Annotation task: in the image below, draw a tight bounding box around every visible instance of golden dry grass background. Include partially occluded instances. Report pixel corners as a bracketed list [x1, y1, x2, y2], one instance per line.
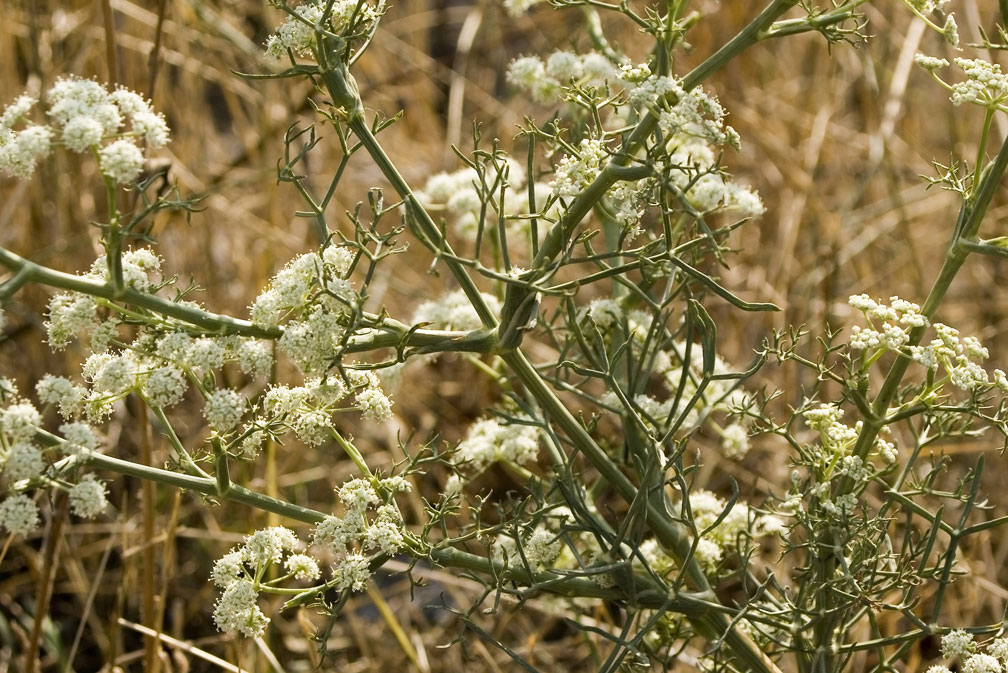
[2, 1, 1008, 671]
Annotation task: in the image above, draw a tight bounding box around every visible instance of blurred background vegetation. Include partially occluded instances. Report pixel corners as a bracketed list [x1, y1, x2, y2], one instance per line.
[1, 1, 1007, 671]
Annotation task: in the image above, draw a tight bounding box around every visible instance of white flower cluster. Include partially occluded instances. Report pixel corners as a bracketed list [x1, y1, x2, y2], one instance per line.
[265, 0, 385, 59]
[915, 55, 1008, 109]
[848, 294, 1004, 393]
[0, 94, 51, 179]
[414, 156, 556, 242]
[507, 51, 618, 105]
[211, 526, 320, 638]
[68, 474, 109, 518]
[256, 368, 393, 447]
[46, 248, 166, 350]
[43, 271, 277, 427]
[915, 54, 950, 72]
[803, 403, 860, 454]
[251, 246, 358, 376]
[551, 138, 609, 198]
[453, 415, 540, 474]
[313, 477, 411, 591]
[663, 135, 764, 217]
[636, 491, 782, 574]
[412, 289, 501, 331]
[0, 382, 109, 536]
[491, 525, 562, 570]
[950, 58, 1008, 108]
[549, 136, 761, 239]
[926, 629, 1008, 673]
[783, 402, 898, 519]
[509, 53, 762, 233]
[0, 494, 39, 537]
[0, 77, 168, 183]
[204, 388, 246, 432]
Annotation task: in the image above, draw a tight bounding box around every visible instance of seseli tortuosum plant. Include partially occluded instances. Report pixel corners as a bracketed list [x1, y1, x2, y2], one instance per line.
[3, 0, 1008, 671]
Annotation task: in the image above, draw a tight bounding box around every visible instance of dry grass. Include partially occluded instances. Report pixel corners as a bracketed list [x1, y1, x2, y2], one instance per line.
[1, 0, 1008, 671]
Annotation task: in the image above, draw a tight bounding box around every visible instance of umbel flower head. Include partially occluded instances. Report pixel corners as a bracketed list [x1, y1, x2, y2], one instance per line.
[0, 77, 169, 183]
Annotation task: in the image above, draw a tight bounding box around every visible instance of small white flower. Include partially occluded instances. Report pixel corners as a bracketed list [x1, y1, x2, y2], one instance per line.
[213, 579, 269, 637]
[1, 402, 42, 442]
[98, 138, 144, 184]
[378, 476, 412, 494]
[356, 387, 393, 422]
[915, 53, 950, 72]
[581, 298, 623, 331]
[291, 408, 333, 446]
[61, 115, 104, 152]
[204, 388, 246, 432]
[0, 494, 39, 536]
[141, 364, 187, 407]
[545, 51, 582, 81]
[284, 553, 321, 581]
[59, 422, 102, 454]
[314, 514, 356, 556]
[322, 245, 355, 275]
[720, 423, 750, 459]
[1, 94, 36, 127]
[36, 375, 85, 419]
[211, 550, 245, 587]
[332, 552, 371, 591]
[243, 526, 298, 567]
[943, 14, 959, 48]
[46, 293, 99, 350]
[338, 478, 379, 512]
[0, 124, 52, 179]
[523, 527, 561, 569]
[363, 519, 405, 555]
[5, 442, 45, 481]
[188, 337, 227, 371]
[963, 653, 1002, 673]
[237, 338, 274, 379]
[989, 638, 1008, 665]
[551, 138, 609, 197]
[693, 538, 723, 571]
[68, 474, 108, 518]
[941, 628, 976, 659]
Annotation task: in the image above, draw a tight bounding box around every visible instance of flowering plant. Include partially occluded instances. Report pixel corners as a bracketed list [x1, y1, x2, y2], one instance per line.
[3, 0, 1008, 671]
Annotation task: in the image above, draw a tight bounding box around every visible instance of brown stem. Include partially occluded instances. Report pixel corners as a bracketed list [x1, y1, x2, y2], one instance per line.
[24, 492, 69, 673]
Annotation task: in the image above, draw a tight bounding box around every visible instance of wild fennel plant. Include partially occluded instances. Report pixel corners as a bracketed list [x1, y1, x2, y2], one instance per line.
[2, 1, 1008, 672]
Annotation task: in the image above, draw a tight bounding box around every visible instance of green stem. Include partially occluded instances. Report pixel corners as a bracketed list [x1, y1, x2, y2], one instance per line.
[314, 49, 497, 331]
[330, 429, 373, 477]
[0, 245, 279, 338]
[150, 405, 209, 478]
[0, 244, 497, 355]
